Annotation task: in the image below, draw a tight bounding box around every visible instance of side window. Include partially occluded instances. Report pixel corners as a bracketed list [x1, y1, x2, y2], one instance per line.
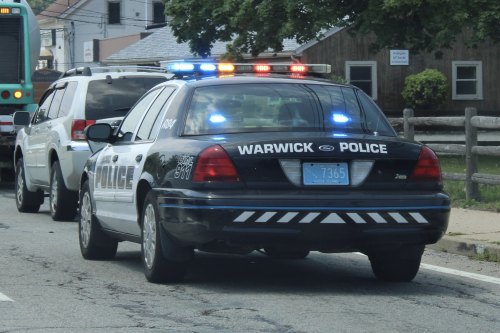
[452, 61, 483, 100]
[47, 88, 65, 119]
[345, 61, 377, 100]
[34, 90, 55, 124]
[116, 89, 161, 142]
[58, 82, 78, 117]
[135, 86, 176, 141]
[108, 1, 121, 24]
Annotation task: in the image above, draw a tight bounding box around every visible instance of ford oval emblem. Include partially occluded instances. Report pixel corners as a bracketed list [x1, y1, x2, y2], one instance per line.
[319, 145, 335, 152]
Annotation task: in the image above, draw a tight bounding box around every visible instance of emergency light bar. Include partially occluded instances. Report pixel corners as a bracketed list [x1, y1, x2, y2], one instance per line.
[165, 62, 331, 75]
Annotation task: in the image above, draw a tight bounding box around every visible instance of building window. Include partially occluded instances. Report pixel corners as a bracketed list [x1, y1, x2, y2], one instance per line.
[452, 61, 483, 100]
[108, 1, 121, 25]
[345, 61, 377, 100]
[153, 1, 166, 24]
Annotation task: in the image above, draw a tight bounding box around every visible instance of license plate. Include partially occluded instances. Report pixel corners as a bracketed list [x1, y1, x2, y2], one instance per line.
[303, 163, 349, 185]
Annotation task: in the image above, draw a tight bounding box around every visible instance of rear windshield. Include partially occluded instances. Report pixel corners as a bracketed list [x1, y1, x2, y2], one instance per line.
[85, 77, 167, 120]
[183, 84, 394, 136]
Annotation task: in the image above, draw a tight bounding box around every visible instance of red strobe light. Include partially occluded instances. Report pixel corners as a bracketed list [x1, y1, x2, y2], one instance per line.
[290, 65, 307, 73]
[254, 65, 271, 72]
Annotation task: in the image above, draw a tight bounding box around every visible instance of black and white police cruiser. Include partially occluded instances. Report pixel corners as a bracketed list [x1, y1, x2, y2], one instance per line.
[79, 62, 450, 283]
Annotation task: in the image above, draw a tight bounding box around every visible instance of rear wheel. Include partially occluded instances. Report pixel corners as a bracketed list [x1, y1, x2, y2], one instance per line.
[79, 180, 118, 260]
[142, 190, 188, 283]
[368, 245, 424, 282]
[262, 247, 310, 260]
[15, 158, 43, 213]
[50, 161, 78, 221]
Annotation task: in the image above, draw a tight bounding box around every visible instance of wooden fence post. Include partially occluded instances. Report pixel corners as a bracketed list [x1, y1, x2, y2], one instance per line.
[465, 107, 479, 201]
[403, 108, 414, 140]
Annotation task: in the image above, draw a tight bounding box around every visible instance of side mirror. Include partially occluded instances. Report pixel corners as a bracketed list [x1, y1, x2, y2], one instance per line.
[85, 123, 114, 143]
[13, 111, 30, 126]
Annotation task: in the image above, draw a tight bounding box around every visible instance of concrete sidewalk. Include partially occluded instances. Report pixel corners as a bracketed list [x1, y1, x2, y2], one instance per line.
[427, 208, 500, 259]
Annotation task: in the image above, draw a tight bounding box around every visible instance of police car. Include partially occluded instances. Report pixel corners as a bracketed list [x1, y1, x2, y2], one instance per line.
[79, 62, 450, 283]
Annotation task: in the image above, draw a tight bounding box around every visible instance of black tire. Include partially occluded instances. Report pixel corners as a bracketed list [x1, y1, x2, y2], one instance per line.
[50, 161, 78, 221]
[263, 247, 310, 260]
[368, 246, 424, 282]
[79, 180, 118, 260]
[1, 168, 15, 182]
[141, 190, 188, 283]
[15, 158, 43, 213]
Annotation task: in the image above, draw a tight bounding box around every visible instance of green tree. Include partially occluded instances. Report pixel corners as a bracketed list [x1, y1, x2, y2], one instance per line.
[26, 0, 57, 15]
[165, 0, 500, 60]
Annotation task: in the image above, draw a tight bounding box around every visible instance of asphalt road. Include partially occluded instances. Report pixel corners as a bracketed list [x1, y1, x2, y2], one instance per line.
[0, 181, 499, 333]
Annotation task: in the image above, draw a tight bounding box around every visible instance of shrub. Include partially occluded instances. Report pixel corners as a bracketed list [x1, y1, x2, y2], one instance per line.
[329, 74, 349, 84]
[402, 69, 448, 109]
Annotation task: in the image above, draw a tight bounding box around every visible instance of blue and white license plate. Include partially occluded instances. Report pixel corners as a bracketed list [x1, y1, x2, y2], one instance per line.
[303, 163, 349, 185]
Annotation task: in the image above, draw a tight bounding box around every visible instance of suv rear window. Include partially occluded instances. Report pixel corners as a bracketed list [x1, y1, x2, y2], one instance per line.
[183, 84, 394, 136]
[85, 77, 166, 120]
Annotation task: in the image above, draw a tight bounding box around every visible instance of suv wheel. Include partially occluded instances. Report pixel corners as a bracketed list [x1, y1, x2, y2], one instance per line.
[142, 190, 189, 283]
[50, 161, 78, 221]
[79, 180, 118, 260]
[15, 158, 43, 213]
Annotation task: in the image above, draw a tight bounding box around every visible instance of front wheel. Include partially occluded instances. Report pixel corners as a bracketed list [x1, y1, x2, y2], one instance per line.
[15, 158, 43, 213]
[142, 190, 189, 283]
[368, 245, 424, 282]
[79, 180, 118, 260]
[50, 161, 78, 221]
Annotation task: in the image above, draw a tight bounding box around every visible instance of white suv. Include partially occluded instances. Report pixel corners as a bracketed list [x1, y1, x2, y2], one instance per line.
[13, 66, 172, 221]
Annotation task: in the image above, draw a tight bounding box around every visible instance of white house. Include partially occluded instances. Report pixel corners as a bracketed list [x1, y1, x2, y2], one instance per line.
[37, 0, 167, 72]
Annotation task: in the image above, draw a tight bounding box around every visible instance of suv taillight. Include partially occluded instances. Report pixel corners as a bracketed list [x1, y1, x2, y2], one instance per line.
[71, 120, 96, 141]
[409, 146, 442, 183]
[192, 145, 241, 182]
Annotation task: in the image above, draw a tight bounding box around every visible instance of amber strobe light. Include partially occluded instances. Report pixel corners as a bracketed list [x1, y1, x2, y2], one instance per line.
[13, 90, 22, 99]
[0, 8, 10, 14]
[218, 64, 235, 72]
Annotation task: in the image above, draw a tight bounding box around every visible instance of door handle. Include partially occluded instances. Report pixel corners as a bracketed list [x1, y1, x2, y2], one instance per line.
[112, 155, 118, 162]
[136, 154, 142, 162]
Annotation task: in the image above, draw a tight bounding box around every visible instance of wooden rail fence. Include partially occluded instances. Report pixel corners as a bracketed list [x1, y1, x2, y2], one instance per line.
[390, 107, 500, 200]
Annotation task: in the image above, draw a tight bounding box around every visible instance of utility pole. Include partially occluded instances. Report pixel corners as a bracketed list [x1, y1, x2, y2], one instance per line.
[145, 0, 148, 30]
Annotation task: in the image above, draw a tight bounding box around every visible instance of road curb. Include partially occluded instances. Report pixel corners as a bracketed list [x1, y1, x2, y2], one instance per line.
[427, 236, 500, 259]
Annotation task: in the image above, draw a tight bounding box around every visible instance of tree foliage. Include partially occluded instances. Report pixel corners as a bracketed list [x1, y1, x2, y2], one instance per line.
[165, 0, 500, 60]
[401, 69, 448, 110]
[26, 0, 57, 15]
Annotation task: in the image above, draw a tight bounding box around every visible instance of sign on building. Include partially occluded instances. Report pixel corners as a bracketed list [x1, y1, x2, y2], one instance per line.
[41, 29, 55, 47]
[84, 41, 94, 62]
[390, 50, 409, 65]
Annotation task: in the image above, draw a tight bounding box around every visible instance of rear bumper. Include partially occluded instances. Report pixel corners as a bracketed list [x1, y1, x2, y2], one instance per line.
[60, 142, 91, 191]
[156, 189, 450, 252]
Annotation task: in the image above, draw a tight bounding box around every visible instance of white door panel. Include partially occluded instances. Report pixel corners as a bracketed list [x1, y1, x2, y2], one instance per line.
[93, 143, 153, 237]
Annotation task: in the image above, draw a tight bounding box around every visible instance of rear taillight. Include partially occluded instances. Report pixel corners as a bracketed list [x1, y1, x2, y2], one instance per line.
[192, 145, 241, 182]
[71, 120, 96, 140]
[409, 146, 442, 183]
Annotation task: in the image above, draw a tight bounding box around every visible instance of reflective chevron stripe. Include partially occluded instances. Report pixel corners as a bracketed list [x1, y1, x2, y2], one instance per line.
[367, 213, 387, 223]
[232, 211, 429, 224]
[410, 212, 428, 224]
